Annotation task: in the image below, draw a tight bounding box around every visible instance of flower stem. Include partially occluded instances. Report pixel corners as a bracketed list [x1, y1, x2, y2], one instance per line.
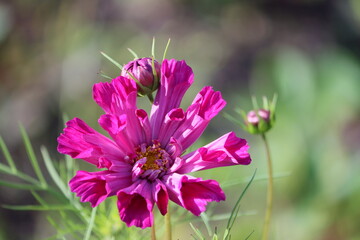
[147, 93, 154, 104]
[151, 220, 157, 240]
[261, 133, 273, 240]
[165, 209, 172, 240]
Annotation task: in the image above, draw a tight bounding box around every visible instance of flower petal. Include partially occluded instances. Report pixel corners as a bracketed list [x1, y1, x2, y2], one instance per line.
[98, 114, 134, 154]
[93, 76, 137, 115]
[157, 108, 185, 147]
[69, 170, 111, 207]
[57, 118, 123, 167]
[176, 132, 251, 174]
[99, 110, 152, 151]
[117, 180, 154, 228]
[172, 86, 226, 150]
[164, 173, 225, 216]
[150, 59, 194, 139]
[153, 179, 168, 215]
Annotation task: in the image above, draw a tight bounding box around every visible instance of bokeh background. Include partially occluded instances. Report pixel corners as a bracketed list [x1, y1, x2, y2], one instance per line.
[1, 0, 360, 239]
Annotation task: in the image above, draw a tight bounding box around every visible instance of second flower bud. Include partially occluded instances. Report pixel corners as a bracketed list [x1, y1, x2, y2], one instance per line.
[121, 57, 161, 96]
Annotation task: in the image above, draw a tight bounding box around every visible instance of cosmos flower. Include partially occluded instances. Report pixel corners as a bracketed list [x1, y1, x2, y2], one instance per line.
[57, 59, 251, 228]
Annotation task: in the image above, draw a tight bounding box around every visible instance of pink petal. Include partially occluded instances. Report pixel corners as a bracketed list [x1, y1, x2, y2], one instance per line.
[104, 172, 133, 195]
[150, 59, 194, 139]
[176, 132, 251, 174]
[93, 76, 137, 115]
[117, 180, 154, 228]
[135, 109, 152, 145]
[164, 173, 225, 216]
[172, 86, 226, 150]
[98, 114, 135, 154]
[69, 170, 111, 207]
[153, 179, 169, 215]
[57, 118, 123, 167]
[157, 108, 185, 146]
[99, 111, 151, 151]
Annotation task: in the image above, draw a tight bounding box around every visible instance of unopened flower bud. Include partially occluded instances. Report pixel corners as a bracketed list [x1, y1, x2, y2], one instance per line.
[245, 109, 272, 134]
[121, 58, 161, 96]
[242, 95, 277, 135]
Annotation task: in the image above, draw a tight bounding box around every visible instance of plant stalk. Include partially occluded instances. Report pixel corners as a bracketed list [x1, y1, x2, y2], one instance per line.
[151, 220, 157, 240]
[261, 133, 273, 240]
[165, 209, 172, 240]
[147, 93, 154, 104]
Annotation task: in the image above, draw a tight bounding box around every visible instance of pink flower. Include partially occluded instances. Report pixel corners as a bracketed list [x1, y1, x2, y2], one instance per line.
[58, 59, 251, 228]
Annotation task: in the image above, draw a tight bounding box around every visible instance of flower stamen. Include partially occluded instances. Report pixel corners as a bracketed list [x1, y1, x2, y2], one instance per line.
[135, 141, 170, 172]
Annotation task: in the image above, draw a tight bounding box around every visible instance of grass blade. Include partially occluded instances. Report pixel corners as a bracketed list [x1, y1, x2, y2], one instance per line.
[100, 51, 123, 70]
[99, 71, 112, 80]
[200, 212, 212, 236]
[222, 172, 291, 189]
[2, 204, 76, 211]
[163, 38, 171, 60]
[245, 230, 255, 240]
[226, 169, 256, 230]
[0, 163, 39, 184]
[19, 124, 47, 188]
[83, 207, 97, 240]
[225, 169, 257, 238]
[31, 190, 47, 206]
[0, 180, 45, 191]
[151, 37, 156, 58]
[223, 112, 246, 129]
[41, 146, 71, 199]
[190, 223, 205, 240]
[0, 135, 17, 172]
[127, 48, 139, 59]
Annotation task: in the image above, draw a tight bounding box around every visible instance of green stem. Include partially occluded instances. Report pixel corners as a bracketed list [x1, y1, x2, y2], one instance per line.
[151, 220, 157, 240]
[165, 209, 172, 240]
[147, 93, 154, 104]
[261, 133, 273, 240]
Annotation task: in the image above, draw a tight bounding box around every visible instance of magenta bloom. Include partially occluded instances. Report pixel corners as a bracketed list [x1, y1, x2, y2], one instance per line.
[58, 59, 251, 228]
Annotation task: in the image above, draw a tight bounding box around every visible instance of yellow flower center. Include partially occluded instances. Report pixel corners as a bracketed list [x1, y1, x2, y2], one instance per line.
[135, 142, 168, 171]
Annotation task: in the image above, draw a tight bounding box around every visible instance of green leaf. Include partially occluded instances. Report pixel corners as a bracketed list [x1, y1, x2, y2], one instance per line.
[99, 71, 112, 80]
[0, 180, 45, 191]
[245, 230, 255, 240]
[41, 146, 71, 199]
[0, 163, 38, 184]
[0, 135, 17, 172]
[45, 216, 85, 240]
[83, 207, 97, 240]
[225, 169, 257, 240]
[2, 204, 76, 211]
[190, 223, 205, 240]
[163, 38, 171, 60]
[209, 210, 257, 221]
[100, 51, 123, 70]
[200, 212, 212, 236]
[251, 96, 259, 110]
[31, 190, 47, 206]
[212, 233, 219, 240]
[222, 229, 229, 240]
[151, 37, 156, 59]
[223, 112, 245, 129]
[127, 48, 139, 59]
[19, 124, 47, 188]
[222, 172, 290, 189]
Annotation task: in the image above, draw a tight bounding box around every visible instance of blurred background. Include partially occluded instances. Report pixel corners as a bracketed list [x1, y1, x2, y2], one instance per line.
[1, 0, 360, 239]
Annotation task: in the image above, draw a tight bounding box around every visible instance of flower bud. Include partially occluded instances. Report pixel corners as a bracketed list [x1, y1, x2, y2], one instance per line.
[121, 58, 161, 96]
[242, 95, 277, 135]
[245, 109, 271, 134]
